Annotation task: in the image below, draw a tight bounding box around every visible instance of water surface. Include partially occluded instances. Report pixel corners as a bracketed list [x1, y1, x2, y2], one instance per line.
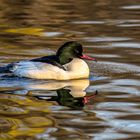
[0, 0, 140, 139]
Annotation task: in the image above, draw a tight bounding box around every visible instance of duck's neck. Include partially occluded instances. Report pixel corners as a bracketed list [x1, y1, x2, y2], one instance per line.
[57, 55, 73, 65]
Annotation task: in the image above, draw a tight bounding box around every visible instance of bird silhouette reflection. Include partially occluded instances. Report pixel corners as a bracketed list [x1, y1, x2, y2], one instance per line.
[0, 78, 98, 109]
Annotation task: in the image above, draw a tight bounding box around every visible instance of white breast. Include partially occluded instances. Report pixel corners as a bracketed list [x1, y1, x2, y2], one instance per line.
[11, 58, 90, 80]
[64, 58, 90, 79]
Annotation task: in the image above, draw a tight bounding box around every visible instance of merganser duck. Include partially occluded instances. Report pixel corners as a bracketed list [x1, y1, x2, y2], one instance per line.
[0, 41, 96, 80]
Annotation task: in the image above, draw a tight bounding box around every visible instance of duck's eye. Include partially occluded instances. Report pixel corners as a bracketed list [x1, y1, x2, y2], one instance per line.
[74, 50, 80, 54]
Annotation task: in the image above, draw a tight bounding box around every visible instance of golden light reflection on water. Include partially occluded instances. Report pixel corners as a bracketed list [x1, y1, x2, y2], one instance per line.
[0, 94, 54, 139]
[4, 28, 44, 36]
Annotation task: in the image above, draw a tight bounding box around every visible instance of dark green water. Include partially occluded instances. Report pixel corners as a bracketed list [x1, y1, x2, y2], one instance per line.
[0, 0, 140, 139]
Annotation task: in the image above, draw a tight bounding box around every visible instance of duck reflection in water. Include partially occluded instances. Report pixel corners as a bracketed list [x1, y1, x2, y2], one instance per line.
[24, 79, 98, 109]
[36, 88, 98, 109]
[0, 78, 98, 109]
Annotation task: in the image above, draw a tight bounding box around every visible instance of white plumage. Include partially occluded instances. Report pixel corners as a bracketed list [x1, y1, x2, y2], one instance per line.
[10, 58, 90, 80]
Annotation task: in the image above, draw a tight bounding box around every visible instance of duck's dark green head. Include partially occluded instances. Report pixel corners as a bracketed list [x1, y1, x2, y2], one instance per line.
[57, 41, 96, 65]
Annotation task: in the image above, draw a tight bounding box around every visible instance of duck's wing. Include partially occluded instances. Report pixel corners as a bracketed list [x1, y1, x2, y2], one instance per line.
[0, 55, 66, 73]
[31, 55, 66, 70]
[31, 55, 58, 63]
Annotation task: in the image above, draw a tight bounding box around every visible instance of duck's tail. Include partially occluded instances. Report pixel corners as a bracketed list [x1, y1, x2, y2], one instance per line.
[0, 64, 13, 73]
